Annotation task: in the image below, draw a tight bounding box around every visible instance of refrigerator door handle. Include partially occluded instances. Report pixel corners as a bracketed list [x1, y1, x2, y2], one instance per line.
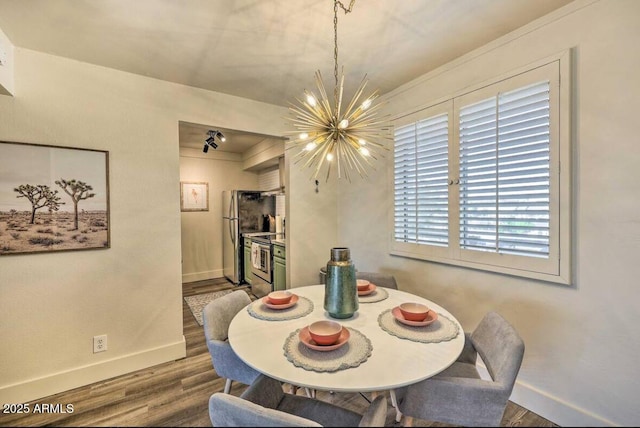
[229, 191, 235, 219]
[229, 218, 237, 247]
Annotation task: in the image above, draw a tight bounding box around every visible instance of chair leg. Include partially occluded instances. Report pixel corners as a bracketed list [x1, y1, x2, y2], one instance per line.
[304, 388, 316, 398]
[389, 389, 398, 408]
[223, 378, 233, 394]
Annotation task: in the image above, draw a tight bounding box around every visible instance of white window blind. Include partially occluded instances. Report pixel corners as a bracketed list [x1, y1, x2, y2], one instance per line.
[391, 55, 571, 284]
[394, 113, 449, 246]
[459, 81, 550, 258]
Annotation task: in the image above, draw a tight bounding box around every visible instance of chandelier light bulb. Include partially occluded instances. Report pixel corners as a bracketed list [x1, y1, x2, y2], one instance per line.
[326, 153, 334, 161]
[360, 147, 370, 156]
[358, 139, 367, 146]
[361, 98, 372, 110]
[305, 142, 317, 151]
[299, 132, 309, 140]
[306, 93, 317, 107]
[338, 119, 349, 129]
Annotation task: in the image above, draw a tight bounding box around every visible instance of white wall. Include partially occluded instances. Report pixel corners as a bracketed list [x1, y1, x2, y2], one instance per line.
[338, 0, 640, 426]
[0, 46, 288, 403]
[286, 154, 340, 288]
[179, 149, 260, 283]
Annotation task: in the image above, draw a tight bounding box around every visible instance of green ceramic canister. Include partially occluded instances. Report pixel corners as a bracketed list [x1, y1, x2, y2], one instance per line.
[324, 247, 358, 319]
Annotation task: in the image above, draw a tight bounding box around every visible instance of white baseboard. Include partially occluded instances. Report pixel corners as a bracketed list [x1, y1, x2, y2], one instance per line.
[182, 269, 223, 283]
[477, 365, 615, 427]
[0, 338, 186, 405]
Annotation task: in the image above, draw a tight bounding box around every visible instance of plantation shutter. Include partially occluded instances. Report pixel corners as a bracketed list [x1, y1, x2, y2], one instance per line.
[394, 114, 449, 246]
[394, 123, 418, 242]
[459, 81, 550, 258]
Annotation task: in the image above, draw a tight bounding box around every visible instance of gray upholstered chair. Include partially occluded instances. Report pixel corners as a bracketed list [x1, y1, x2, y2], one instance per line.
[202, 289, 260, 394]
[209, 373, 388, 427]
[356, 271, 398, 290]
[393, 311, 525, 427]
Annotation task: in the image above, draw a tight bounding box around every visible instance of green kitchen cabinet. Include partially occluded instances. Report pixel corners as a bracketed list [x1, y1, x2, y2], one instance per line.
[272, 242, 286, 291]
[243, 236, 252, 285]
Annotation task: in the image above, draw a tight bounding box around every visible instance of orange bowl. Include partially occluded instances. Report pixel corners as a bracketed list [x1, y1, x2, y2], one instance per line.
[267, 290, 292, 305]
[399, 302, 429, 321]
[356, 279, 370, 291]
[308, 320, 342, 345]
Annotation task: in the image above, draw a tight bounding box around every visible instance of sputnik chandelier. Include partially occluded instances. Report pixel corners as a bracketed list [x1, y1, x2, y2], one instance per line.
[287, 0, 390, 181]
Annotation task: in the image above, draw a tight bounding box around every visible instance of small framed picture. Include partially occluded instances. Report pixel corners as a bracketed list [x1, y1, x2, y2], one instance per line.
[180, 182, 209, 212]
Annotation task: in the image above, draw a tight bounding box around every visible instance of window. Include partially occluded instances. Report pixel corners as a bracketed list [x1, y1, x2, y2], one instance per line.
[392, 56, 571, 284]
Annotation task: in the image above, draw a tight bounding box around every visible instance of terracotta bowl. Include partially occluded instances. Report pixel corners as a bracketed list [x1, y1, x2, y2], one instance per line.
[308, 320, 343, 345]
[267, 290, 292, 305]
[399, 302, 430, 322]
[356, 279, 370, 291]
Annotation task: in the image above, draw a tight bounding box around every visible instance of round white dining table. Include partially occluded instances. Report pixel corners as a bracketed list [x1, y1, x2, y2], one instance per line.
[228, 284, 464, 393]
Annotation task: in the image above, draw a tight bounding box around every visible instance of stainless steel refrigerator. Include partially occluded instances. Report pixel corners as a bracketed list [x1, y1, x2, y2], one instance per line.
[222, 190, 275, 284]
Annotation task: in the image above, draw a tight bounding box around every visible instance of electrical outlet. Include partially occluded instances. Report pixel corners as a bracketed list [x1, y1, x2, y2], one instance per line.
[93, 334, 107, 353]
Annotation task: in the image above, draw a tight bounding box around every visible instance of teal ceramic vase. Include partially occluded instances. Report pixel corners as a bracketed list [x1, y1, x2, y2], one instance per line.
[324, 247, 358, 319]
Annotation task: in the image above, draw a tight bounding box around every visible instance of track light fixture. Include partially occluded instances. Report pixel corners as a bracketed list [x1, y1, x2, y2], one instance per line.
[203, 129, 226, 153]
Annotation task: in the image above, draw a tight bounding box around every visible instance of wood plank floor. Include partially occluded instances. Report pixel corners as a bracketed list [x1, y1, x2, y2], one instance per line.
[0, 278, 559, 427]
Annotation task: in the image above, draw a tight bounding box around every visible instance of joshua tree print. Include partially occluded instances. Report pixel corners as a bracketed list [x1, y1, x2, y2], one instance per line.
[14, 184, 65, 224]
[55, 179, 95, 230]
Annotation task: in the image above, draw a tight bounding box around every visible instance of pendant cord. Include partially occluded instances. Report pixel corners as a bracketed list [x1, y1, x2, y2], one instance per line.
[333, 0, 356, 112]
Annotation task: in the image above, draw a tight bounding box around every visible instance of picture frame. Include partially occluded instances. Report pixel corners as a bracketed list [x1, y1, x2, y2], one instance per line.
[0, 140, 110, 256]
[180, 181, 209, 212]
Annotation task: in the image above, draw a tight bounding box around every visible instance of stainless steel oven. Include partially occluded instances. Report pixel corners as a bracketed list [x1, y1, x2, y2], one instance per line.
[251, 236, 273, 287]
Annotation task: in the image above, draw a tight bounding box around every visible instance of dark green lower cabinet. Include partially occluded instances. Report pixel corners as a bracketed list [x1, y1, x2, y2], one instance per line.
[273, 244, 286, 291]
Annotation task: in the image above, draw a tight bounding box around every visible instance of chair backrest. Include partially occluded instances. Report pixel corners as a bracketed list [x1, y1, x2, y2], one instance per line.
[471, 311, 525, 393]
[202, 289, 251, 341]
[356, 271, 398, 290]
[209, 393, 322, 427]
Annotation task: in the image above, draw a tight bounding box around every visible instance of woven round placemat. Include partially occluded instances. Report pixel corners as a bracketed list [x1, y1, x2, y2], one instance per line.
[358, 286, 389, 303]
[283, 327, 373, 372]
[247, 296, 314, 321]
[378, 309, 460, 343]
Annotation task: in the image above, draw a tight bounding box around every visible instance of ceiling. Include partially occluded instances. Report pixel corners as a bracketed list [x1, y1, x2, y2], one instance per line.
[0, 0, 574, 152]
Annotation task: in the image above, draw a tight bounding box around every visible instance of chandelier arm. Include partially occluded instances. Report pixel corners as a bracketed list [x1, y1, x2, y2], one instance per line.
[347, 116, 392, 129]
[314, 71, 334, 121]
[289, 110, 328, 128]
[315, 139, 336, 180]
[341, 76, 370, 120]
[342, 141, 369, 178]
[341, 141, 358, 182]
[290, 111, 326, 127]
[345, 94, 381, 123]
[336, 137, 344, 180]
[290, 98, 329, 122]
[336, 71, 345, 120]
[290, 110, 331, 129]
[347, 100, 386, 123]
[302, 134, 334, 170]
[352, 97, 386, 116]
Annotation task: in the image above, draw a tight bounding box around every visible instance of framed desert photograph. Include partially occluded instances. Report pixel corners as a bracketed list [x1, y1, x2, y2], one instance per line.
[180, 182, 209, 212]
[0, 141, 110, 256]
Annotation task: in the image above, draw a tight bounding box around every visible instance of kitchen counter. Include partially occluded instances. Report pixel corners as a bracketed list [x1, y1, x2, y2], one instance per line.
[272, 238, 285, 246]
[242, 232, 278, 238]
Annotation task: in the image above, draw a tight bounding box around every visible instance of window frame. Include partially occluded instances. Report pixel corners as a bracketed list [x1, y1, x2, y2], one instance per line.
[390, 51, 572, 285]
